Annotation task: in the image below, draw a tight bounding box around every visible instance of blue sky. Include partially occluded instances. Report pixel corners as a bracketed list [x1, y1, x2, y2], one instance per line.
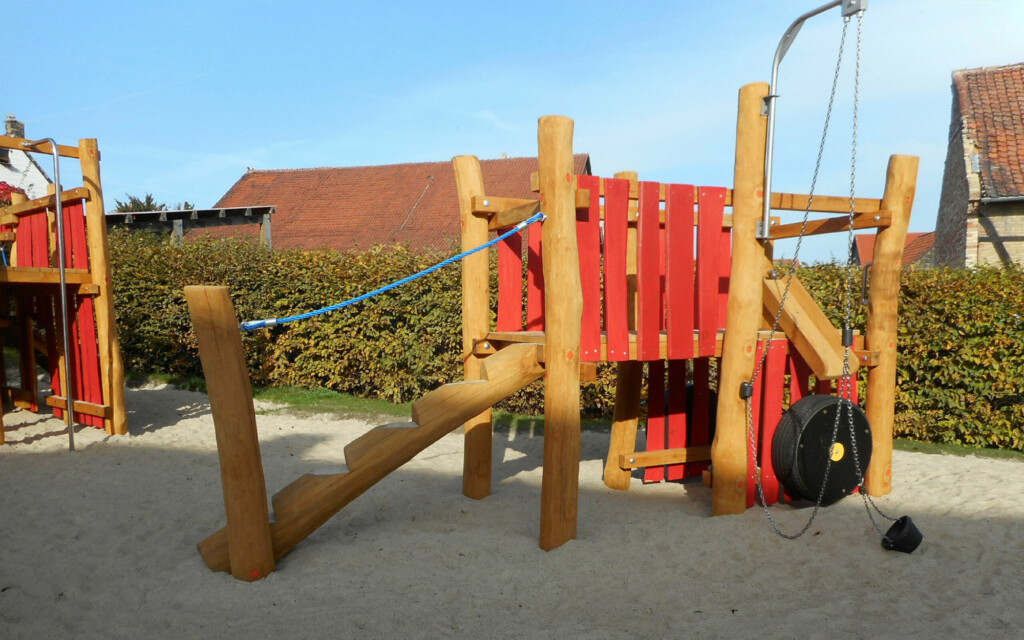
[10, 0, 1024, 262]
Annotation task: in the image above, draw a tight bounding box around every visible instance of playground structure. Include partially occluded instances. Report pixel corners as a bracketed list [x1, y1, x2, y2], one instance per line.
[0, 135, 128, 443]
[188, 80, 916, 581]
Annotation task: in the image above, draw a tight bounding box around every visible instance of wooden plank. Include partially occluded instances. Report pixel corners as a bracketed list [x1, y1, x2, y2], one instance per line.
[43, 395, 112, 418]
[762, 274, 857, 380]
[636, 182, 661, 361]
[0, 135, 80, 159]
[603, 361, 643, 490]
[525, 224, 544, 330]
[643, 360, 667, 483]
[576, 175, 602, 362]
[186, 286, 275, 582]
[619, 445, 712, 469]
[665, 359, 689, 481]
[696, 188, 727, 357]
[665, 184, 695, 360]
[758, 339, 787, 505]
[864, 155, 918, 497]
[688, 357, 713, 479]
[453, 155, 493, 501]
[767, 210, 892, 240]
[537, 116, 582, 551]
[0, 266, 93, 284]
[0, 187, 91, 222]
[66, 200, 104, 428]
[603, 177, 630, 361]
[471, 195, 537, 214]
[495, 230, 523, 332]
[484, 200, 542, 231]
[80, 139, 127, 436]
[768, 192, 882, 215]
[713, 82, 769, 516]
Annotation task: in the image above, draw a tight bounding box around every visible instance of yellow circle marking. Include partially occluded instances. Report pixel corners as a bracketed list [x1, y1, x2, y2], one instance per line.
[829, 443, 845, 462]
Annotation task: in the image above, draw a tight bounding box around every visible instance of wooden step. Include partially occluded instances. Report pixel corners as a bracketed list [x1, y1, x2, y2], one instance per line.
[343, 422, 418, 470]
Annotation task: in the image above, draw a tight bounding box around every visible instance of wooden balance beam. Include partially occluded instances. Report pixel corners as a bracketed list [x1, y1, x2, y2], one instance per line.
[187, 285, 545, 580]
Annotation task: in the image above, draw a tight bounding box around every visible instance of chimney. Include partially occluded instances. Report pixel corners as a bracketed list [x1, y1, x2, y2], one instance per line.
[6, 114, 25, 138]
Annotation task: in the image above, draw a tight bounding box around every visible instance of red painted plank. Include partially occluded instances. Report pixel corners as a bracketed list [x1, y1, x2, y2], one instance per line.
[688, 357, 713, 479]
[603, 178, 630, 361]
[815, 378, 833, 395]
[525, 225, 545, 331]
[759, 339, 787, 506]
[746, 340, 766, 508]
[717, 222, 732, 331]
[495, 230, 523, 332]
[636, 182, 661, 361]
[696, 188, 726, 356]
[665, 184, 695, 360]
[66, 201, 104, 428]
[643, 360, 667, 483]
[665, 359, 689, 481]
[788, 346, 812, 405]
[576, 175, 603, 362]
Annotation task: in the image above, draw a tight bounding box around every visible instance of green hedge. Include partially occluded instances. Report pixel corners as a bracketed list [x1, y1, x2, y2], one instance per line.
[109, 230, 1024, 449]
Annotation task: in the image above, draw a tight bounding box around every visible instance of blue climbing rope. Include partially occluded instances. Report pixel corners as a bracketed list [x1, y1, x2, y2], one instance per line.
[240, 211, 546, 331]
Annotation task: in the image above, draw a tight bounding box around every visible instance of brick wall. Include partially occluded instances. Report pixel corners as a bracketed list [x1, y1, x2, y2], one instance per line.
[934, 96, 971, 267]
[976, 202, 1024, 265]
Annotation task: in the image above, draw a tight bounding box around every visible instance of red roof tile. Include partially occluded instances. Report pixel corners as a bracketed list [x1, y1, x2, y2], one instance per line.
[854, 232, 935, 266]
[953, 62, 1024, 198]
[205, 155, 590, 251]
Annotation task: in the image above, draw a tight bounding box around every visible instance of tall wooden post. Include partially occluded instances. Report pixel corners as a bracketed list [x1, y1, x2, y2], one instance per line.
[713, 82, 769, 516]
[79, 139, 127, 436]
[186, 285, 275, 581]
[537, 116, 583, 550]
[8, 192, 37, 412]
[863, 155, 917, 496]
[452, 155, 493, 500]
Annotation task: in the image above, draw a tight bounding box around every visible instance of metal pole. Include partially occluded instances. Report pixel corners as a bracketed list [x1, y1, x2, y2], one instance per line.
[760, 0, 866, 239]
[23, 138, 77, 452]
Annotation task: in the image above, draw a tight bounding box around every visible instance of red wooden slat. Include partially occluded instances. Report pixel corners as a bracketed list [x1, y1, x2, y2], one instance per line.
[815, 378, 833, 395]
[636, 182, 661, 361]
[66, 201, 104, 428]
[788, 346, 812, 404]
[576, 175, 602, 362]
[603, 178, 630, 361]
[665, 184, 695, 360]
[643, 360, 666, 483]
[665, 359, 689, 481]
[495, 230, 523, 332]
[717, 221, 732, 331]
[696, 188, 726, 356]
[525, 226, 545, 331]
[746, 340, 766, 508]
[759, 339, 787, 506]
[688, 357, 713, 479]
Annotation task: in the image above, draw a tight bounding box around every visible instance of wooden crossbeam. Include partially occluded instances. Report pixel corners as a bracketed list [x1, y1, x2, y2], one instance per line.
[618, 445, 712, 470]
[44, 396, 112, 419]
[767, 210, 892, 239]
[0, 136, 80, 159]
[0, 187, 92, 224]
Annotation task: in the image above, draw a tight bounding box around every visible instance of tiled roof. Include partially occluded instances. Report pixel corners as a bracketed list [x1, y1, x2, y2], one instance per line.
[854, 232, 935, 266]
[206, 154, 591, 252]
[954, 62, 1024, 198]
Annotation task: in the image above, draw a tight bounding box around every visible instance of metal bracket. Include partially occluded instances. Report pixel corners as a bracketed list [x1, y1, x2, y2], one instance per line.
[842, 0, 867, 18]
[860, 261, 873, 305]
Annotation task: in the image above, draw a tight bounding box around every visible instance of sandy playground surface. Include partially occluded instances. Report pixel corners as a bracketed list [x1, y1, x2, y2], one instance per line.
[1, 383, 1023, 639]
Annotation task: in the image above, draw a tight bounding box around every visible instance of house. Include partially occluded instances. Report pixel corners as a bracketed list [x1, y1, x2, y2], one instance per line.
[208, 154, 591, 252]
[853, 232, 936, 268]
[934, 62, 1024, 267]
[1, 115, 51, 199]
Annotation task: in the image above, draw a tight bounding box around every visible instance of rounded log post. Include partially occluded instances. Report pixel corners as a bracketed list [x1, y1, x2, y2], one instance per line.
[863, 155, 918, 496]
[452, 155, 493, 500]
[713, 82, 769, 516]
[537, 115, 583, 550]
[79, 139, 127, 436]
[186, 285, 275, 581]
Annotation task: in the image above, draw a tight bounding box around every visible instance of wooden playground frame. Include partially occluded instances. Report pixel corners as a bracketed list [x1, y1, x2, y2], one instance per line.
[0, 136, 127, 441]
[190, 81, 916, 581]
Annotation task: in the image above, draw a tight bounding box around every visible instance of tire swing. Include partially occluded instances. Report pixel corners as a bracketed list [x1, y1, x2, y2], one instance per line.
[744, 0, 921, 554]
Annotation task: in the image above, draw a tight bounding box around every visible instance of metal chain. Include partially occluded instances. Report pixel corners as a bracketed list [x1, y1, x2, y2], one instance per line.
[746, 18, 850, 539]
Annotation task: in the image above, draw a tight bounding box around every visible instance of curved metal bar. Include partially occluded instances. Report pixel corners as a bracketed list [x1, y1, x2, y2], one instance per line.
[761, 0, 866, 239]
[22, 138, 77, 452]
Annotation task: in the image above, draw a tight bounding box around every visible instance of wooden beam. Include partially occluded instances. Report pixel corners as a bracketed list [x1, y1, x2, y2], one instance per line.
[603, 361, 643, 490]
[618, 445, 712, 470]
[186, 285, 275, 582]
[0, 187, 92, 223]
[0, 135, 80, 159]
[864, 155, 918, 497]
[0, 267, 93, 285]
[44, 395, 112, 418]
[488, 200, 541, 231]
[768, 192, 882, 214]
[767, 210, 892, 240]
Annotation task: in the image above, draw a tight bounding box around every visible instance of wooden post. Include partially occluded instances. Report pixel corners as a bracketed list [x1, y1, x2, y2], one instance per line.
[79, 139, 127, 436]
[537, 116, 582, 550]
[8, 192, 37, 412]
[604, 171, 642, 491]
[186, 285, 275, 581]
[863, 155, 917, 496]
[452, 155, 493, 500]
[713, 82, 769, 516]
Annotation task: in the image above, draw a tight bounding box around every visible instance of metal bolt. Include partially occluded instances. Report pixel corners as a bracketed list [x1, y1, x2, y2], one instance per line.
[874, 215, 880, 222]
[483, 199, 490, 207]
[629, 458, 636, 464]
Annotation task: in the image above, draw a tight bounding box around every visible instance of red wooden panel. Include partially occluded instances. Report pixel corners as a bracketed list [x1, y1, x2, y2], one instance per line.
[688, 357, 713, 479]
[665, 359, 689, 481]
[525, 226, 545, 331]
[696, 188, 726, 356]
[636, 182, 661, 361]
[665, 184, 695, 360]
[495, 230, 523, 332]
[643, 360, 667, 483]
[717, 224, 732, 331]
[746, 340, 766, 508]
[576, 175, 603, 362]
[65, 201, 104, 428]
[815, 378, 833, 395]
[603, 178, 630, 361]
[788, 346, 812, 405]
[758, 339, 787, 506]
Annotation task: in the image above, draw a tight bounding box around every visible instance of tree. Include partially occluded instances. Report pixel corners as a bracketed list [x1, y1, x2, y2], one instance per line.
[111, 194, 195, 213]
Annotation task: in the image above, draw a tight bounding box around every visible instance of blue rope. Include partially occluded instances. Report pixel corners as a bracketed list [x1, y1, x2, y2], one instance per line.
[240, 211, 546, 331]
